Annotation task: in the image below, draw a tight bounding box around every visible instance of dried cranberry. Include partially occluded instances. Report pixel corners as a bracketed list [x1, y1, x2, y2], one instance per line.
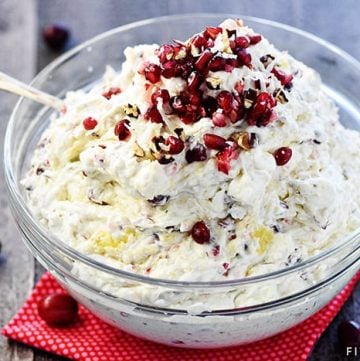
[144, 63, 161, 84]
[217, 144, 239, 174]
[217, 91, 233, 112]
[338, 320, 360, 347]
[274, 147, 292, 166]
[82, 117, 98, 130]
[102, 87, 121, 100]
[114, 119, 131, 141]
[144, 106, 163, 123]
[185, 144, 207, 163]
[166, 136, 184, 155]
[38, 293, 78, 327]
[248, 34, 262, 45]
[194, 50, 213, 72]
[151, 88, 170, 105]
[42, 24, 70, 50]
[203, 134, 228, 151]
[191, 221, 210, 244]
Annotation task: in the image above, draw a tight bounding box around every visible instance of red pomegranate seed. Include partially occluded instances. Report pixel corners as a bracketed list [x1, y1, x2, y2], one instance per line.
[38, 293, 78, 327]
[237, 50, 252, 67]
[161, 60, 181, 78]
[185, 144, 207, 163]
[114, 119, 131, 141]
[166, 136, 184, 154]
[189, 93, 202, 105]
[82, 117, 98, 130]
[272, 67, 294, 87]
[144, 106, 163, 123]
[212, 112, 227, 127]
[234, 81, 244, 94]
[224, 58, 239, 72]
[208, 56, 226, 71]
[102, 87, 121, 100]
[246, 92, 277, 126]
[187, 71, 202, 93]
[235, 36, 250, 48]
[42, 24, 70, 50]
[170, 96, 186, 113]
[144, 63, 161, 84]
[151, 88, 170, 105]
[203, 134, 227, 150]
[191, 221, 210, 244]
[217, 91, 233, 112]
[194, 50, 213, 72]
[338, 320, 360, 347]
[191, 34, 207, 48]
[248, 34, 262, 45]
[274, 147, 292, 166]
[204, 26, 222, 40]
[157, 44, 174, 63]
[180, 112, 197, 125]
[217, 144, 239, 174]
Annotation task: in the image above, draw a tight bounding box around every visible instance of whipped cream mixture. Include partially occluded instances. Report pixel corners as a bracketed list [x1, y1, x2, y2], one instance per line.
[23, 19, 360, 289]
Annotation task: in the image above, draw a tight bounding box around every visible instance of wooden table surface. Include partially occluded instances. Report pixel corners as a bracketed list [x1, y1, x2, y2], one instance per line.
[1, 1, 359, 360]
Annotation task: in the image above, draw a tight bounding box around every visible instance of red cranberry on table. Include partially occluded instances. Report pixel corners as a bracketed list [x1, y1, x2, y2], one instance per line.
[42, 24, 70, 50]
[338, 320, 360, 347]
[38, 293, 79, 327]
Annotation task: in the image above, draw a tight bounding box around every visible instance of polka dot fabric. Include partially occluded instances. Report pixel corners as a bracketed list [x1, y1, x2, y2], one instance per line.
[2, 272, 359, 361]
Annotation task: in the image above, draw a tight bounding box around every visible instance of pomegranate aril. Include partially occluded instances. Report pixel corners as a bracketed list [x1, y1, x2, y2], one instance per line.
[102, 87, 121, 100]
[180, 112, 197, 125]
[114, 119, 131, 141]
[217, 91, 233, 112]
[144, 106, 163, 123]
[187, 71, 202, 93]
[151, 88, 170, 105]
[272, 67, 294, 87]
[203, 134, 227, 151]
[194, 50, 213, 72]
[235, 36, 250, 48]
[185, 144, 207, 163]
[166, 136, 184, 155]
[38, 293, 78, 327]
[83, 117, 98, 130]
[248, 34, 262, 45]
[217, 144, 239, 174]
[144, 63, 161, 84]
[42, 24, 70, 50]
[170, 96, 186, 113]
[204, 26, 222, 40]
[237, 50, 252, 67]
[161, 60, 181, 78]
[208, 56, 226, 72]
[191, 34, 207, 49]
[157, 44, 174, 63]
[225, 58, 239, 72]
[212, 112, 227, 127]
[191, 221, 210, 244]
[274, 147, 292, 166]
[338, 320, 360, 347]
[189, 93, 202, 106]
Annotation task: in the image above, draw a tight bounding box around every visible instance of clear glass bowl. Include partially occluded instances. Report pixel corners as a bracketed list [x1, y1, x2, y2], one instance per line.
[4, 14, 360, 348]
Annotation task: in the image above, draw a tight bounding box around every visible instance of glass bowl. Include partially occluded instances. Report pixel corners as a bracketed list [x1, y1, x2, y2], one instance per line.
[4, 14, 360, 348]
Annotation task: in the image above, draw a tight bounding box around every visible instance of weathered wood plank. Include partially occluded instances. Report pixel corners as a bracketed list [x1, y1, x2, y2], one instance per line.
[0, 0, 37, 360]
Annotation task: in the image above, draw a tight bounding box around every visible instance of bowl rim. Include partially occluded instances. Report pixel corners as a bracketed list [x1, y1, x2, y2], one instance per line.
[4, 13, 360, 289]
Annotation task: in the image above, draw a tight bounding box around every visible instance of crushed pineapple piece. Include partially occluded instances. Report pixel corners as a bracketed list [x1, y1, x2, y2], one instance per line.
[91, 229, 135, 255]
[252, 226, 273, 254]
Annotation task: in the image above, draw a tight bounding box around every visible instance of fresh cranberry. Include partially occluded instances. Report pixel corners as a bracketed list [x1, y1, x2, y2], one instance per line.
[338, 320, 360, 347]
[235, 36, 250, 48]
[274, 147, 292, 166]
[203, 134, 227, 150]
[102, 87, 121, 100]
[144, 63, 162, 84]
[42, 24, 70, 50]
[185, 144, 207, 163]
[144, 106, 163, 123]
[82, 117, 98, 130]
[272, 67, 294, 88]
[38, 293, 78, 327]
[212, 112, 227, 127]
[166, 136, 184, 154]
[194, 50, 213, 72]
[248, 34, 262, 45]
[151, 88, 170, 105]
[237, 50, 252, 67]
[114, 120, 131, 141]
[217, 91, 233, 112]
[217, 144, 239, 174]
[204, 26, 222, 40]
[191, 221, 210, 244]
[187, 71, 202, 93]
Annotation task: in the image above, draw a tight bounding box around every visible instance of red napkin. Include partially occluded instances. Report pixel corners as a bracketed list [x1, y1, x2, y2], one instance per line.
[2, 272, 359, 361]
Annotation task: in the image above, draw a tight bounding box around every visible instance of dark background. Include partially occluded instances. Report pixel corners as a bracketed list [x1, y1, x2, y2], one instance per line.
[1, 1, 359, 360]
